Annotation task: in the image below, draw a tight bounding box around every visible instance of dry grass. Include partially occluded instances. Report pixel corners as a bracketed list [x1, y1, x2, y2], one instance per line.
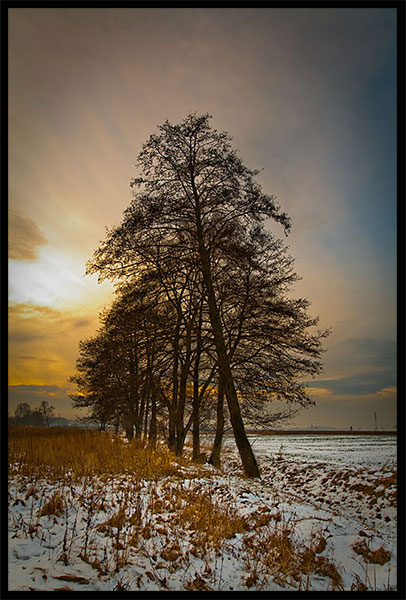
[8, 426, 187, 481]
[38, 492, 65, 517]
[185, 574, 214, 591]
[54, 574, 90, 584]
[9, 426, 389, 592]
[352, 540, 391, 565]
[171, 483, 249, 553]
[243, 524, 343, 591]
[9, 427, 257, 580]
[350, 469, 397, 508]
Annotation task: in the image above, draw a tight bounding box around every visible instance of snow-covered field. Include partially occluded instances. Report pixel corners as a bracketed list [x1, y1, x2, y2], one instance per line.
[243, 432, 397, 469]
[221, 433, 397, 538]
[8, 433, 397, 592]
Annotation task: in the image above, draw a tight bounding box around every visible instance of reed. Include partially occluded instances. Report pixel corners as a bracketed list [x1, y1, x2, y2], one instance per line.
[8, 426, 184, 481]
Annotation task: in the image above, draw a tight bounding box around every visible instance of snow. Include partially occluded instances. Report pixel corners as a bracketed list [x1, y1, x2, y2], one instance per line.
[8, 434, 397, 592]
[240, 433, 397, 469]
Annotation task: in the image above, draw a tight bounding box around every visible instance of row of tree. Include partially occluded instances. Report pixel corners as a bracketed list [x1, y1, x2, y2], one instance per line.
[70, 114, 329, 478]
[10, 401, 55, 426]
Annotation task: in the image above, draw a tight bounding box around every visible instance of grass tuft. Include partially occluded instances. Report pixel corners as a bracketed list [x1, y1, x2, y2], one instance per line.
[38, 492, 65, 517]
[352, 540, 391, 565]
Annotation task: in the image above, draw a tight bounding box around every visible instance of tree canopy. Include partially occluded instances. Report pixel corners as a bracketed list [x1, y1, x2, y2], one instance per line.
[74, 113, 329, 478]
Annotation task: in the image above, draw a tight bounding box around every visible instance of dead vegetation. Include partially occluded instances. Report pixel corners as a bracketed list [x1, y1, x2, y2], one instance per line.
[352, 540, 391, 565]
[243, 525, 343, 591]
[38, 492, 65, 517]
[8, 426, 395, 592]
[8, 425, 187, 481]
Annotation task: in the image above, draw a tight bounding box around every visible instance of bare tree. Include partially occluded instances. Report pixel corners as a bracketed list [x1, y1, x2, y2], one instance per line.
[14, 402, 32, 420]
[39, 400, 55, 427]
[70, 278, 174, 441]
[207, 225, 329, 465]
[85, 114, 329, 478]
[87, 114, 292, 477]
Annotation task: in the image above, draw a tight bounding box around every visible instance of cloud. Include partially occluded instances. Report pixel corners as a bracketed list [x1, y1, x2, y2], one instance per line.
[342, 338, 396, 370]
[377, 386, 397, 398]
[8, 249, 114, 311]
[19, 355, 58, 363]
[9, 303, 61, 318]
[8, 209, 47, 260]
[9, 303, 96, 336]
[8, 302, 101, 388]
[8, 303, 64, 343]
[305, 370, 396, 397]
[322, 335, 397, 383]
[305, 387, 333, 398]
[8, 384, 74, 417]
[9, 384, 69, 397]
[8, 384, 71, 411]
[70, 317, 93, 329]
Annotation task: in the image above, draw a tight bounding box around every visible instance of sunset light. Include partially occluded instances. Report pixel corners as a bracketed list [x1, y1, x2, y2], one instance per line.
[9, 251, 112, 310]
[7, 6, 400, 595]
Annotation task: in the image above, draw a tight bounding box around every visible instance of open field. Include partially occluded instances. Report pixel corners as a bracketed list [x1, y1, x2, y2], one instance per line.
[220, 432, 397, 538]
[8, 426, 397, 592]
[228, 432, 397, 469]
[245, 429, 397, 435]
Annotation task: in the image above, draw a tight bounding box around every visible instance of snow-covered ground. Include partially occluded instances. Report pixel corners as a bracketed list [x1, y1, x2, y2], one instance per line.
[243, 433, 397, 469]
[221, 433, 397, 538]
[8, 434, 397, 592]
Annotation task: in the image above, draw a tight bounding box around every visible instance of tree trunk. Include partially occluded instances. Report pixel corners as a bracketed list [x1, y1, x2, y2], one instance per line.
[168, 405, 177, 451]
[192, 377, 201, 461]
[175, 323, 192, 456]
[143, 391, 150, 442]
[194, 211, 260, 478]
[124, 420, 134, 441]
[209, 375, 225, 468]
[149, 392, 157, 448]
[168, 313, 182, 451]
[137, 390, 147, 440]
[129, 332, 140, 439]
[192, 301, 203, 461]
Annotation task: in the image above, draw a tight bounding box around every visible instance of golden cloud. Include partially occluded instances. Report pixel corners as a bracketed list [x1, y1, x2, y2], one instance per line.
[377, 386, 397, 397]
[8, 209, 47, 261]
[305, 387, 333, 397]
[8, 302, 100, 387]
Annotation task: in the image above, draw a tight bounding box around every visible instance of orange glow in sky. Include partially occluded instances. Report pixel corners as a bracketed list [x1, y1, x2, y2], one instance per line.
[8, 8, 397, 427]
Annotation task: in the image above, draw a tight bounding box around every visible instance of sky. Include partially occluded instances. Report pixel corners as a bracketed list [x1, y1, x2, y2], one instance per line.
[8, 7, 397, 429]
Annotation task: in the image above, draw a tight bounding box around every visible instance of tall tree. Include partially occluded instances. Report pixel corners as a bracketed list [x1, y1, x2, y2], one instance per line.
[86, 113, 327, 479]
[70, 332, 122, 431]
[14, 402, 32, 420]
[39, 400, 55, 427]
[205, 225, 329, 466]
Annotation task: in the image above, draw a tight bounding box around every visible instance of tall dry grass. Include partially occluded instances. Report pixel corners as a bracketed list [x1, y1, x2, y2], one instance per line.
[8, 426, 183, 481]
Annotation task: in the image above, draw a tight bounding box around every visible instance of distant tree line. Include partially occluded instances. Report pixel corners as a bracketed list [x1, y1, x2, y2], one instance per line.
[70, 114, 329, 478]
[10, 400, 55, 426]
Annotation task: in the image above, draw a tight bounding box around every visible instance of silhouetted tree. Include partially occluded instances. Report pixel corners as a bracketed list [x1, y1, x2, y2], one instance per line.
[13, 402, 44, 426]
[39, 400, 55, 426]
[70, 333, 120, 432]
[70, 279, 171, 440]
[87, 114, 291, 477]
[86, 113, 329, 478]
[14, 402, 31, 420]
[207, 226, 329, 465]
